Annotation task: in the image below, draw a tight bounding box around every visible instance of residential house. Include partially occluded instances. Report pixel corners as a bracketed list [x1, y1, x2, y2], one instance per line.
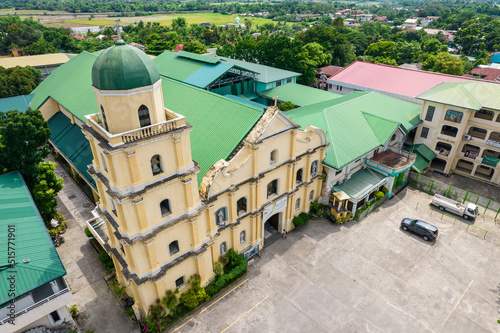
[404, 19, 418, 29]
[414, 81, 500, 184]
[0, 172, 74, 333]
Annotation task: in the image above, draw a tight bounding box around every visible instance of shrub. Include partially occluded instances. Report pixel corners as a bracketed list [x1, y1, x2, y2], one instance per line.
[69, 304, 79, 317]
[381, 187, 389, 194]
[366, 202, 371, 207]
[180, 276, 209, 309]
[84, 227, 93, 238]
[293, 216, 304, 227]
[299, 212, 310, 222]
[374, 191, 385, 200]
[98, 250, 114, 271]
[213, 261, 223, 277]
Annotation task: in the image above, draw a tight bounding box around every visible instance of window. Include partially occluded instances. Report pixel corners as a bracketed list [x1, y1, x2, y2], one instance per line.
[287, 78, 292, 83]
[270, 150, 278, 164]
[175, 276, 185, 288]
[220, 242, 227, 255]
[169, 241, 179, 256]
[391, 134, 396, 141]
[310, 160, 319, 176]
[296, 168, 303, 183]
[237, 197, 247, 214]
[309, 190, 314, 202]
[151, 155, 162, 175]
[49, 310, 62, 325]
[420, 127, 429, 139]
[267, 179, 278, 198]
[475, 109, 494, 121]
[138, 104, 151, 127]
[295, 198, 301, 211]
[215, 207, 227, 226]
[425, 105, 435, 122]
[436, 142, 452, 156]
[240, 231, 246, 244]
[328, 84, 332, 89]
[468, 127, 487, 139]
[444, 110, 463, 123]
[441, 125, 458, 137]
[160, 199, 171, 217]
[276, 80, 282, 87]
[335, 169, 342, 176]
[100, 105, 109, 131]
[100, 153, 108, 172]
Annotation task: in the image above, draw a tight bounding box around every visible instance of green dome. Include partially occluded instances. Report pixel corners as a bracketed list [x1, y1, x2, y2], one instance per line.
[92, 41, 160, 91]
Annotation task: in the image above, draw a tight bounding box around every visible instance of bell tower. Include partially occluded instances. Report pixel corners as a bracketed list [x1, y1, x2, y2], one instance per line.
[83, 42, 214, 316]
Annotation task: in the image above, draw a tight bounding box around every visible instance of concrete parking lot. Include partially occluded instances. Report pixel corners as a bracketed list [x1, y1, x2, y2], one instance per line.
[172, 187, 500, 333]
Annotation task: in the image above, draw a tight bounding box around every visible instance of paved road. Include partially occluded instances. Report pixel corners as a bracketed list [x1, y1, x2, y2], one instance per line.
[52, 156, 138, 333]
[172, 187, 500, 333]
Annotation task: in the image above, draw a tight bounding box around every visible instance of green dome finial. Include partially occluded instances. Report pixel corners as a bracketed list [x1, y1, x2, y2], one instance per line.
[92, 43, 160, 91]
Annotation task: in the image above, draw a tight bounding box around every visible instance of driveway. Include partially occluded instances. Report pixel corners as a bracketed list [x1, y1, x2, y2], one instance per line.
[52, 156, 138, 333]
[172, 187, 500, 333]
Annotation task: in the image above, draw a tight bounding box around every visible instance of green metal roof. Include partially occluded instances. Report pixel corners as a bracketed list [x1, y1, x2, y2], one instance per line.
[258, 83, 342, 107]
[177, 51, 220, 64]
[48, 112, 95, 187]
[417, 81, 500, 111]
[0, 171, 66, 306]
[153, 51, 206, 82]
[92, 42, 160, 91]
[405, 144, 436, 173]
[0, 94, 34, 112]
[286, 92, 422, 170]
[218, 57, 301, 83]
[332, 168, 386, 199]
[30, 50, 264, 186]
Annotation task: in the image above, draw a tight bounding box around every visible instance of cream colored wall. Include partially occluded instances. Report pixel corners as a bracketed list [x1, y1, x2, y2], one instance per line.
[94, 82, 166, 135]
[38, 97, 59, 121]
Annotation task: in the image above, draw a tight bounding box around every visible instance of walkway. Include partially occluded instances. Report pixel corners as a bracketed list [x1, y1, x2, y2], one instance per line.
[50, 155, 138, 333]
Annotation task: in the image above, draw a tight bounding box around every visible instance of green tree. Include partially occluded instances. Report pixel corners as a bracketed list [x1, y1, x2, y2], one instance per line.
[22, 37, 57, 55]
[278, 101, 296, 111]
[422, 38, 445, 54]
[423, 52, 464, 76]
[0, 110, 51, 187]
[183, 40, 207, 54]
[454, 20, 484, 55]
[0, 66, 42, 98]
[395, 41, 421, 64]
[32, 162, 64, 222]
[364, 41, 396, 60]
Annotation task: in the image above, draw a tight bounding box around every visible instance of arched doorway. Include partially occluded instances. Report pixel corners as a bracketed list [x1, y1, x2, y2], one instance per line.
[263, 212, 281, 247]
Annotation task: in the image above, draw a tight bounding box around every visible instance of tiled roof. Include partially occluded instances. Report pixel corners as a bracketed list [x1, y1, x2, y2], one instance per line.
[0, 53, 72, 68]
[417, 81, 500, 111]
[318, 65, 344, 77]
[218, 57, 301, 83]
[329, 61, 473, 99]
[30, 50, 264, 186]
[258, 83, 342, 106]
[468, 67, 500, 82]
[286, 92, 421, 169]
[0, 171, 66, 306]
[0, 94, 34, 112]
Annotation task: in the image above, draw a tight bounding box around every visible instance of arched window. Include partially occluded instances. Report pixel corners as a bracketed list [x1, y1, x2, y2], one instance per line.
[175, 276, 185, 288]
[215, 207, 227, 226]
[296, 168, 303, 183]
[237, 197, 247, 215]
[138, 104, 151, 127]
[169, 241, 179, 256]
[160, 199, 171, 217]
[151, 155, 162, 175]
[311, 160, 319, 176]
[267, 179, 278, 198]
[240, 231, 246, 244]
[295, 198, 301, 211]
[220, 242, 227, 256]
[309, 190, 314, 202]
[100, 105, 109, 131]
[270, 150, 278, 164]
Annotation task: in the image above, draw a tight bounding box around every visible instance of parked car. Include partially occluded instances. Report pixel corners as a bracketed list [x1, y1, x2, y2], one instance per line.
[400, 218, 438, 241]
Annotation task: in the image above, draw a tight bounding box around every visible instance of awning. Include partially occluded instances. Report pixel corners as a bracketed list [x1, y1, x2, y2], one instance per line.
[405, 144, 437, 173]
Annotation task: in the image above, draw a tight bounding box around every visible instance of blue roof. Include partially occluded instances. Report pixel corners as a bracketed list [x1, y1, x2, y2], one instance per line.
[224, 94, 266, 109]
[0, 94, 34, 112]
[184, 63, 233, 88]
[492, 53, 500, 64]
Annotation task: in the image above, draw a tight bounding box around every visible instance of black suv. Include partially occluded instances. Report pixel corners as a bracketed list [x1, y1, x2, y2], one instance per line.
[401, 218, 438, 241]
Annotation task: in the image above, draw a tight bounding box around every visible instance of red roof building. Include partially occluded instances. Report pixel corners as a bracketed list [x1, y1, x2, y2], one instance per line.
[327, 61, 475, 104]
[70, 34, 85, 40]
[318, 65, 344, 77]
[467, 67, 500, 83]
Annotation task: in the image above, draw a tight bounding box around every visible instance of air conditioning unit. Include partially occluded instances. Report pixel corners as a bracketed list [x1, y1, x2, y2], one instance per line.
[463, 134, 472, 140]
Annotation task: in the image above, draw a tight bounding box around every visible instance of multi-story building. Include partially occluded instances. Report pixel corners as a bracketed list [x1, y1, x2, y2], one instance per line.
[0, 172, 74, 333]
[76, 41, 326, 317]
[414, 81, 500, 185]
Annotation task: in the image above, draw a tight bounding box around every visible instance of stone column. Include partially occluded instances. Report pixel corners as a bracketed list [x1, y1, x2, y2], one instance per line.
[122, 242, 136, 273]
[231, 225, 238, 249]
[182, 178, 194, 209]
[154, 278, 166, 301]
[125, 150, 141, 186]
[228, 190, 236, 222]
[143, 239, 159, 273]
[132, 197, 148, 232]
[305, 153, 312, 182]
[189, 218, 200, 249]
[289, 130, 297, 158]
[207, 205, 216, 234]
[173, 136, 186, 170]
[104, 152, 117, 185]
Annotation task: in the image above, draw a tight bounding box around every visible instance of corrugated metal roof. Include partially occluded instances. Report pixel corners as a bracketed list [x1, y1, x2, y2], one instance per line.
[417, 81, 500, 111]
[259, 83, 342, 106]
[0, 53, 72, 68]
[0, 171, 66, 305]
[153, 51, 206, 82]
[30, 50, 264, 186]
[405, 144, 436, 173]
[0, 94, 34, 112]
[177, 51, 220, 64]
[332, 168, 386, 199]
[224, 94, 266, 109]
[183, 62, 233, 88]
[218, 57, 301, 83]
[286, 92, 422, 169]
[330, 61, 473, 99]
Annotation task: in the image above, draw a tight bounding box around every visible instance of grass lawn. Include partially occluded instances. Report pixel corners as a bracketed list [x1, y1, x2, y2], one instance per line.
[68, 19, 128, 26]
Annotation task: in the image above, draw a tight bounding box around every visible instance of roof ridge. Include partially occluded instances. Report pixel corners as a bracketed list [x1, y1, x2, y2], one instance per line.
[321, 106, 340, 169]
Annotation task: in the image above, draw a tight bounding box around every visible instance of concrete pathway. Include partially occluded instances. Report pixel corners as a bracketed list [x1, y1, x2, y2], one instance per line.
[50, 156, 138, 333]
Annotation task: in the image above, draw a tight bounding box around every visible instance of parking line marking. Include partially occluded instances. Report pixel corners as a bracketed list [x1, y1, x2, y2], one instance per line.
[171, 318, 193, 333]
[442, 280, 473, 327]
[449, 229, 465, 245]
[220, 295, 269, 333]
[200, 278, 249, 315]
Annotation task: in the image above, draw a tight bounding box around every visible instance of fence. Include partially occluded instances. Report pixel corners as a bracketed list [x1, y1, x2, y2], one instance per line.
[354, 196, 388, 221]
[407, 172, 500, 221]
